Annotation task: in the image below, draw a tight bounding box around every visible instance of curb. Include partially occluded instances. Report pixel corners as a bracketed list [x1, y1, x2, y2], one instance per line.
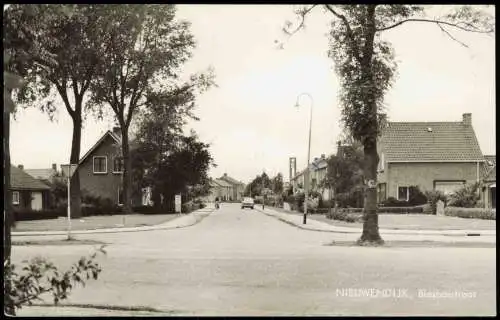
[12, 208, 215, 237]
[257, 208, 496, 238]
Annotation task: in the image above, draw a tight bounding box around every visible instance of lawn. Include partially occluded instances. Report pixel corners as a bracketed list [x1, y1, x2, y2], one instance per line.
[12, 214, 181, 232]
[269, 207, 496, 231]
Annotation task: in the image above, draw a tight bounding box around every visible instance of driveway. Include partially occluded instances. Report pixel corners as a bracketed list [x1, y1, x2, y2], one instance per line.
[13, 203, 496, 316]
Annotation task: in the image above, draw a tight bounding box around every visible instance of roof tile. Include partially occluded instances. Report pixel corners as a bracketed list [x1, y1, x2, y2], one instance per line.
[380, 121, 484, 162]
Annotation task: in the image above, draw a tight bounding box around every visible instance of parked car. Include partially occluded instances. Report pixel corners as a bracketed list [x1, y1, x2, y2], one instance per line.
[241, 197, 254, 209]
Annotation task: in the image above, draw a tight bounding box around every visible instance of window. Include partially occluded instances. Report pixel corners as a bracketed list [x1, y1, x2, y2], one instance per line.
[113, 157, 124, 173]
[12, 191, 19, 205]
[93, 156, 107, 174]
[118, 188, 123, 205]
[398, 186, 409, 201]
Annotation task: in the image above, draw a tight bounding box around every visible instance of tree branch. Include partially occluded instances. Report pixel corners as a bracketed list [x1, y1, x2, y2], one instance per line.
[55, 79, 75, 119]
[376, 18, 493, 33]
[437, 23, 469, 48]
[283, 5, 318, 36]
[324, 5, 363, 63]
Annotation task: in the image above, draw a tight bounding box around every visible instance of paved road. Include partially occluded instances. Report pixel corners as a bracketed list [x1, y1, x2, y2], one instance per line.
[13, 203, 496, 316]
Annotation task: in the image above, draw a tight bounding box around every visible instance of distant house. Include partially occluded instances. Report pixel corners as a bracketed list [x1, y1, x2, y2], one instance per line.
[25, 163, 60, 187]
[376, 113, 485, 202]
[202, 178, 233, 202]
[66, 127, 130, 206]
[214, 178, 233, 201]
[10, 165, 51, 211]
[218, 173, 245, 201]
[291, 154, 332, 200]
[481, 155, 496, 209]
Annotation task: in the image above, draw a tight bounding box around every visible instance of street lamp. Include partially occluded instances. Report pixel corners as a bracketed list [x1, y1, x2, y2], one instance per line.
[295, 92, 313, 225]
[62, 164, 78, 240]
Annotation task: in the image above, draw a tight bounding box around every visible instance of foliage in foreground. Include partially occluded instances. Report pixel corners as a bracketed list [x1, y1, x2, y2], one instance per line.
[4, 245, 106, 315]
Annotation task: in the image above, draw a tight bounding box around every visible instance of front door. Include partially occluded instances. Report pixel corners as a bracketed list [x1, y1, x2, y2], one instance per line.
[31, 192, 43, 211]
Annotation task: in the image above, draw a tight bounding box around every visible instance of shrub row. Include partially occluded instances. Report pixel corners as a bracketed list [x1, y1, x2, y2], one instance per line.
[13, 209, 65, 221]
[316, 206, 426, 215]
[444, 207, 496, 220]
[326, 210, 363, 223]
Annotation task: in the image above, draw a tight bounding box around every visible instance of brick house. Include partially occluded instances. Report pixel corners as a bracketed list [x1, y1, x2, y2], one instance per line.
[376, 113, 485, 202]
[218, 173, 245, 201]
[10, 165, 51, 211]
[70, 127, 126, 206]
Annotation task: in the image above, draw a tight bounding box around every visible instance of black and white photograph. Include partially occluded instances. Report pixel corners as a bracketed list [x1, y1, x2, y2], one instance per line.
[3, 4, 495, 316]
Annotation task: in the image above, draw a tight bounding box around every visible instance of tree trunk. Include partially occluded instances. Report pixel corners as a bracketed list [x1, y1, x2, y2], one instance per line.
[69, 113, 82, 218]
[359, 138, 384, 245]
[121, 128, 133, 214]
[4, 102, 16, 316]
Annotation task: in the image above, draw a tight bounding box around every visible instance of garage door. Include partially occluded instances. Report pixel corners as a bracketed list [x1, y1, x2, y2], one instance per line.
[434, 181, 465, 196]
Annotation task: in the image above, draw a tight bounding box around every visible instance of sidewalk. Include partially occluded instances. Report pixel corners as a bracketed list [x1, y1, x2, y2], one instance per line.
[12, 207, 214, 237]
[257, 207, 496, 237]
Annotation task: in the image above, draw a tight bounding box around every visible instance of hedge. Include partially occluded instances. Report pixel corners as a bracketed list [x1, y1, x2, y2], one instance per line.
[13, 209, 65, 221]
[318, 206, 426, 215]
[326, 210, 363, 223]
[444, 207, 496, 220]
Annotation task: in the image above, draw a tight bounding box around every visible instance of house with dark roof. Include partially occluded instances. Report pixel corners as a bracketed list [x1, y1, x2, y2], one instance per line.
[218, 173, 245, 201]
[10, 165, 51, 211]
[66, 127, 127, 206]
[376, 113, 485, 202]
[25, 163, 60, 187]
[481, 155, 496, 208]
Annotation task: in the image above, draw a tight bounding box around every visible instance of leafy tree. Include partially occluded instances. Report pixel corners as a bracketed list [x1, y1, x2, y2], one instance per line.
[88, 4, 215, 214]
[244, 172, 272, 197]
[271, 173, 284, 195]
[132, 129, 215, 211]
[4, 5, 111, 218]
[282, 4, 494, 244]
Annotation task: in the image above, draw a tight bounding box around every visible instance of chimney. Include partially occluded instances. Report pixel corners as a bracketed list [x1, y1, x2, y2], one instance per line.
[224, 173, 227, 177]
[462, 113, 472, 126]
[18, 164, 24, 170]
[314, 157, 318, 162]
[321, 154, 325, 159]
[52, 163, 57, 170]
[112, 126, 122, 137]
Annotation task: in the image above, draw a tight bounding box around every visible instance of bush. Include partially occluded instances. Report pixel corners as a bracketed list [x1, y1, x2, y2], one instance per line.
[131, 206, 166, 214]
[319, 199, 335, 209]
[408, 186, 428, 206]
[381, 197, 411, 207]
[379, 206, 424, 214]
[444, 206, 496, 220]
[424, 190, 447, 214]
[448, 183, 480, 208]
[13, 208, 65, 221]
[326, 209, 363, 223]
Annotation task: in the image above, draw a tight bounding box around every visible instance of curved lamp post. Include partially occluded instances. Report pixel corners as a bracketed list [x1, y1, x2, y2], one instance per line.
[295, 92, 313, 225]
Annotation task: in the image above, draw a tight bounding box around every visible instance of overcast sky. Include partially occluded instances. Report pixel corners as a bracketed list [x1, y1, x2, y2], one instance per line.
[10, 5, 495, 184]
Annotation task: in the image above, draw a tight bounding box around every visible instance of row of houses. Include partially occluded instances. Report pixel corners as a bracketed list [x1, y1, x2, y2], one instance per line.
[10, 127, 247, 210]
[290, 113, 496, 209]
[203, 174, 246, 202]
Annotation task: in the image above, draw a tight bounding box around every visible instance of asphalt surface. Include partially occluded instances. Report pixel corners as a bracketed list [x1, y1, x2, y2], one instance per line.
[13, 203, 496, 316]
